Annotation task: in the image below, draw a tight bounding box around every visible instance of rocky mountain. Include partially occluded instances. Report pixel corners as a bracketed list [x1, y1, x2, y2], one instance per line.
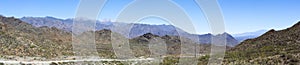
[20, 16, 239, 46]
[0, 15, 73, 59]
[20, 17, 178, 37]
[198, 33, 239, 47]
[233, 30, 268, 42]
[0, 15, 212, 61]
[223, 21, 300, 64]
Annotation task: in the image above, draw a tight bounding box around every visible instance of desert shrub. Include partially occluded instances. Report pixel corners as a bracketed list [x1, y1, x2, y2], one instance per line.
[161, 56, 179, 65]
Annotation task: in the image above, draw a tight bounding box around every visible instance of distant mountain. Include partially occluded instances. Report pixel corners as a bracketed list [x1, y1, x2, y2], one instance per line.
[198, 33, 239, 47]
[20, 17, 179, 37]
[20, 16, 73, 31]
[233, 30, 268, 42]
[20, 16, 239, 46]
[223, 21, 300, 64]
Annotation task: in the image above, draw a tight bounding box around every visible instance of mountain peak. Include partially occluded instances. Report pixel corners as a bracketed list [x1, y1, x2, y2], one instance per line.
[263, 29, 276, 35]
[45, 16, 58, 19]
[222, 32, 231, 35]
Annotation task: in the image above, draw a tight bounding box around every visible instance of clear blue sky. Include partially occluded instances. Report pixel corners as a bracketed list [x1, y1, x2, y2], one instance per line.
[1, 0, 300, 34]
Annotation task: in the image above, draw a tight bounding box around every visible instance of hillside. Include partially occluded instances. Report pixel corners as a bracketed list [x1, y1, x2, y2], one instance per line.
[223, 21, 300, 64]
[20, 17, 239, 46]
[0, 15, 212, 61]
[0, 15, 74, 60]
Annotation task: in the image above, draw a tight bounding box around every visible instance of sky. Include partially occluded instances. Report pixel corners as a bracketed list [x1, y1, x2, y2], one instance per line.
[0, 0, 300, 34]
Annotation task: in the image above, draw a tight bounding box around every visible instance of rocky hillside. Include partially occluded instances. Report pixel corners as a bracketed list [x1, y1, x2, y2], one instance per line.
[20, 17, 239, 46]
[223, 21, 300, 64]
[0, 15, 211, 61]
[0, 15, 73, 59]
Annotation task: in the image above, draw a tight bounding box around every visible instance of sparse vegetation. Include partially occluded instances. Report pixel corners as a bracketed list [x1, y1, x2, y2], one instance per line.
[0, 15, 211, 65]
[160, 56, 179, 65]
[1, 15, 300, 64]
[222, 21, 300, 64]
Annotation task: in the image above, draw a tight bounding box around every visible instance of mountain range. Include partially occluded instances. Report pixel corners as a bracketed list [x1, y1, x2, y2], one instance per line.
[233, 30, 268, 42]
[1, 15, 300, 64]
[20, 16, 239, 47]
[0, 15, 216, 61]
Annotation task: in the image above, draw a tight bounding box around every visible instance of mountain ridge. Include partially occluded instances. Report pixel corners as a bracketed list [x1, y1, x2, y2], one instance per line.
[0, 15, 213, 61]
[233, 30, 268, 42]
[223, 21, 300, 64]
[20, 16, 239, 46]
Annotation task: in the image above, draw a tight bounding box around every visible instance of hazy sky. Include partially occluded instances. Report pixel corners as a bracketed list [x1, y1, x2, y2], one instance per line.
[1, 0, 300, 34]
